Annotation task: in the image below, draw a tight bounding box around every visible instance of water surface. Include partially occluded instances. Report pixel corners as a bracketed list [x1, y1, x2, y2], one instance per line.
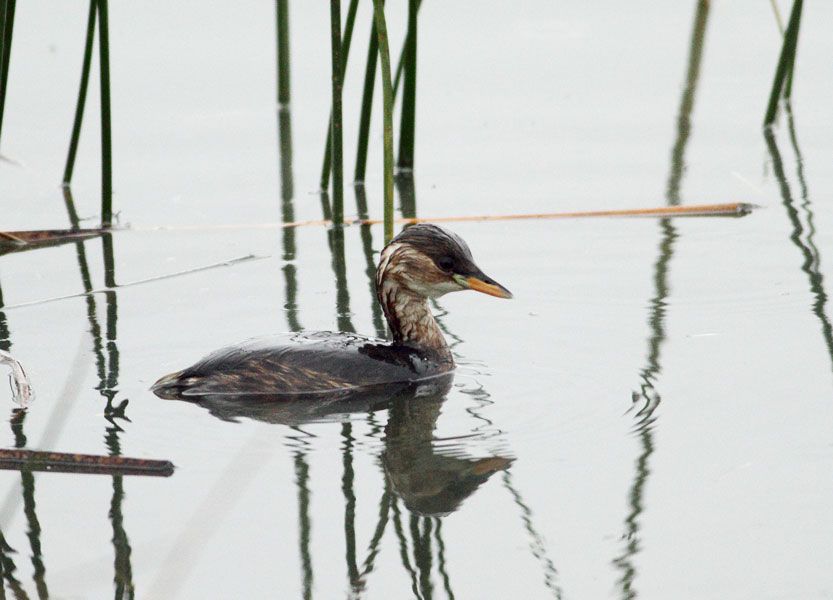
[2, 1, 833, 598]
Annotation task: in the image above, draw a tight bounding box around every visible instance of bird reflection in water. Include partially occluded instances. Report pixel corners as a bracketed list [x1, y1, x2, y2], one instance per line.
[156, 373, 512, 517]
[382, 390, 512, 517]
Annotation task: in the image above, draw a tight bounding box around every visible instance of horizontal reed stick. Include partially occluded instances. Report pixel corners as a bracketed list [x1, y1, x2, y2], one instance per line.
[0, 448, 174, 477]
[132, 203, 757, 233]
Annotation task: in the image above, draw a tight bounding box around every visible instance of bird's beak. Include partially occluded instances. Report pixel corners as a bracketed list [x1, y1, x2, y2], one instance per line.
[453, 272, 513, 299]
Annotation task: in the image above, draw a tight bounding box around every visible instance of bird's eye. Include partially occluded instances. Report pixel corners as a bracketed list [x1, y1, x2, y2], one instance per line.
[437, 256, 454, 272]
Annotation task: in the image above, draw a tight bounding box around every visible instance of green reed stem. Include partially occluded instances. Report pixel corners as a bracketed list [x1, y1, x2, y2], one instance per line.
[371, 0, 394, 243]
[391, 0, 421, 98]
[97, 0, 113, 226]
[0, 0, 17, 147]
[63, 1, 97, 184]
[397, 0, 417, 170]
[329, 0, 345, 225]
[276, 0, 290, 106]
[764, 0, 803, 127]
[354, 20, 378, 183]
[321, 0, 360, 195]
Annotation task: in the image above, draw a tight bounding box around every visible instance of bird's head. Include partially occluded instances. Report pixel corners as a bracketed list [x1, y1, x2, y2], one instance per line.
[376, 224, 513, 300]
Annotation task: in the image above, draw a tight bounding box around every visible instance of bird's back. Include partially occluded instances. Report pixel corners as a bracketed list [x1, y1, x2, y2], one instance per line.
[151, 331, 454, 399]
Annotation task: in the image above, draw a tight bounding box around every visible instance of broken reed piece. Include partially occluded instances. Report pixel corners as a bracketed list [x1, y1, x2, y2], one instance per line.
[0, 448, 174, 477]
[300, 201, 757, 227]
[6, 202, 757, 242]
[136, 201, 759, 234]
[0, 227, 104, 245]
[0, 230, 27, 244]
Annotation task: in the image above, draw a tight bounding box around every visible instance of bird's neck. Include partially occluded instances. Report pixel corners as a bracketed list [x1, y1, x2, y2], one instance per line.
[377, 278, 451, 358]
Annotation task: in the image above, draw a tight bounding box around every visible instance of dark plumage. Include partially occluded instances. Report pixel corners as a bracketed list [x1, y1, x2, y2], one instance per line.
[152, 224, 511, 400]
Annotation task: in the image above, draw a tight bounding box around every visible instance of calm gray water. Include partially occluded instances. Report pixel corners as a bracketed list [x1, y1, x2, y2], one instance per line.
[2, 1, 833, 598]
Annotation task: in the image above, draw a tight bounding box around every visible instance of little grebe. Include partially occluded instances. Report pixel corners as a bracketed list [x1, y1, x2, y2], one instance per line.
[151, 224, 511, 399]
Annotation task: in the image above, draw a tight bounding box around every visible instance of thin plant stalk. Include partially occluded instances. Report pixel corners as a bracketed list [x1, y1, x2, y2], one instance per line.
[320, 0, 360, 193]
[63, 0, 97, 184]
[355, 0, 424, 183]
[0, 0, 17, 146]
[763, 0, 803, 127]
[354, 20, 378, 183]
[397, 0, 417, 170]
[97, 0, 113, 226]
[276, 0, 290, 107]
[276, 0, 294, 210]
[392, 0, 422, 98]
[371, 0, 394, 243]
[329, 0, 345, 225]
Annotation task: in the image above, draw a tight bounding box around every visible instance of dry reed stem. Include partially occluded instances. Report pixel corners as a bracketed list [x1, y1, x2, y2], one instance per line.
[134, 202, 756, 233]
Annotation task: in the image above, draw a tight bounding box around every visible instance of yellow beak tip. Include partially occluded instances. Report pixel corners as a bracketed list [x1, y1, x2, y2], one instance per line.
[466, 276, 513, 299]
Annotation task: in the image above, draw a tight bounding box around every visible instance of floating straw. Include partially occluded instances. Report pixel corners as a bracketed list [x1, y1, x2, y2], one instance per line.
[129, 202, 757, 234]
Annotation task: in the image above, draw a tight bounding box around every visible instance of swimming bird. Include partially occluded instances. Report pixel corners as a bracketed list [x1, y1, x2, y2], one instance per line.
[151, 224, 512, 400]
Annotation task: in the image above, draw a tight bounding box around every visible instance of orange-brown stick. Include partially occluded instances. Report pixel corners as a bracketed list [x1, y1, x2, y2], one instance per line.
[5, 202, 757, 238]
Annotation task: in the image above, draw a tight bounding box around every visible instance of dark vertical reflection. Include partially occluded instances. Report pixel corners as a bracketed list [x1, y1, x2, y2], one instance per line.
[764, 112, 833, 369]
[353, 185, 385, 337]
[62, 189, 134, 597]
[293, 448, 313, 600]
[395, 173, 417, 220]
[613, 220, 675, 600]
[98, 233, 134, 600]
[327, 207, 363, 594]
[105, 421, 134, 600]
[341, 422, 360, 593]
[614, 3, 709, 598]
[0, 278, 9, 353]
[434, 520, 455, 600]
[390, 498, 420, 598]
[501, 471, 561, 599]
[355, 482, 391, 585]
[278, 106, 300, 332]
[0, 526, 28, 599]
[275, 15, 315, 596]
[1, 283, 48, 598]
[12, 412, 48, 600]
[412, 516, 433, 599]
[330, 226, 354, 334]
